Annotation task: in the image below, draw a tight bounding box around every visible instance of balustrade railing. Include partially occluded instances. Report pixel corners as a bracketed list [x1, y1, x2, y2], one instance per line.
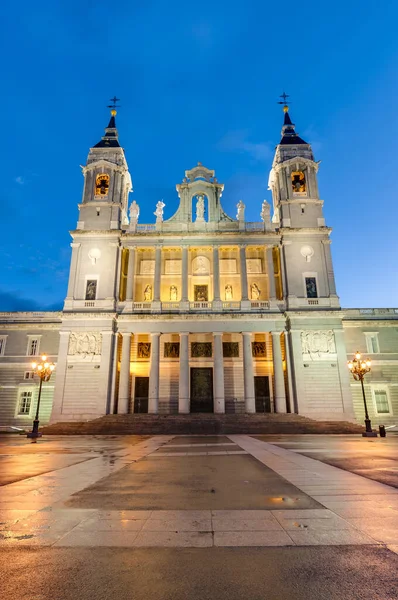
[136, 224, 156, 232]
[161, 302, 180, 310]
[250, 300, 270, 309]
[133, 302, 152, 310]
[222, 301, 241, 309]
[190, 301, 212, 310]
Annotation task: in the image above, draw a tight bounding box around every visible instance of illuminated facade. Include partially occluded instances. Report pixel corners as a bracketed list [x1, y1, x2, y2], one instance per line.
[1, 107, 397, 428]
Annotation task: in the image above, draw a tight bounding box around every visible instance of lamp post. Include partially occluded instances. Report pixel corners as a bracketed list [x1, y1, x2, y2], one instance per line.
[347, 351, 377, 438]
[27, 355, 55, 442]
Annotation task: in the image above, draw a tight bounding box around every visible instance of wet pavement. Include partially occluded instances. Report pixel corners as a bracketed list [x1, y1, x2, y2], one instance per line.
[1, 433, 398, 598]
[2, 546, 398, 600]
[0, 435, 148, 485]
[66, 436, 320, 510]
[254, 433, 398, 488]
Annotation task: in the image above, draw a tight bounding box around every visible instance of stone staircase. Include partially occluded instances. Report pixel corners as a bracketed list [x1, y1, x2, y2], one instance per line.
[41, 413, 365, 435]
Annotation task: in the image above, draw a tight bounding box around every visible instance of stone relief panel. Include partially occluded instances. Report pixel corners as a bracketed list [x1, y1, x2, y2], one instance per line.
[246, 258, 262, 274]
[165, 259, 181, 275]
[301, 330, 336, 359]
[137, 342, 151, 359]
[140, 260, 155, 275]
[164, 342, 180, 358]
[191, 342, 212, 358]
[68, 332, 102, 356]
[252, 341, 266, 358]
[219, 259, 237, 274]
[194, 285, 208, 301]
[192, 256, 210, 275]
[223, 342, 239, 358]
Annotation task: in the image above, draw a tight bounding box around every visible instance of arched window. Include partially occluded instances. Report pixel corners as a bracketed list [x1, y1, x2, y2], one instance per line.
[95, 173, 110, 196]
[291, 171, 306, 194]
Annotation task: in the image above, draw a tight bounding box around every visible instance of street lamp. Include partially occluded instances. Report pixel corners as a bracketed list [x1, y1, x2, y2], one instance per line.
[27, 355, 55, 441]
[347, 351, 377, 438]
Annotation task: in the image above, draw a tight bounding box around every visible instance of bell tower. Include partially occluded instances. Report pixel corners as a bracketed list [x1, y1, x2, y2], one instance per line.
[77, 105, 132, 231]
[269, 98, 339, 309]
[63, 103, 132, 312]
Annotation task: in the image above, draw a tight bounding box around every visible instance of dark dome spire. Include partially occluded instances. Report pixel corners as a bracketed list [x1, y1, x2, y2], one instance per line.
[279, 105, 307, 145]
[93, 109, 121, 148]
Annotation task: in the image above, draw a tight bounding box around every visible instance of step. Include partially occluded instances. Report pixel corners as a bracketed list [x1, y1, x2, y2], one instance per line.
[41, 413, 364, 436]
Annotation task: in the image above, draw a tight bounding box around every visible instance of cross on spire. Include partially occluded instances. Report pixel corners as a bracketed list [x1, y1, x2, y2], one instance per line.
[107, 96, 121, 110]
[277, 92, 291, 112]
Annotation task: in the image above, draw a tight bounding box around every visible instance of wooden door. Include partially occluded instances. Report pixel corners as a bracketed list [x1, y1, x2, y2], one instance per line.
[255, 376, 271, 413]
[134, 377, 149, 413]
[190, 368, 213, 413]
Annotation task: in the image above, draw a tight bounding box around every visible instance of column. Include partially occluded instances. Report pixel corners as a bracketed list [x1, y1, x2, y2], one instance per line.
[334, 328, 355, 418]
[181, 246, 189, 302]
[179, 332, 190, 413]
[213, 333, 225, 413]
[240, 245, 248, 301]
[99, 330, 116, 415]
[154, 247, 162, 302]
[279, 243, 288, 300]
[66, 243, 80, 299]
[148, 333, 160, 413]
[118, 333, 132, 414]
[242, 332, 255, 413]
[125, 247, 136, 301]
[289, 329, 307, 414]
[213, 246, 220, 301]
[271, 332, 287, 413]
[284, 331, 294, 413]
[266, 246, 276, 300]
[49, 331, 70, 423]
[322, 240, 337, 296]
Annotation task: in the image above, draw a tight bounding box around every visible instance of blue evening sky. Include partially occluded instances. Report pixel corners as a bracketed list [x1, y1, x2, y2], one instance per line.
[1, 0, 397, 310]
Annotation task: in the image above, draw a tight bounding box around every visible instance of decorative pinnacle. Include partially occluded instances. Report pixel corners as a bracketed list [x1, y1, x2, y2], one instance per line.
[277, 91, 291, 112]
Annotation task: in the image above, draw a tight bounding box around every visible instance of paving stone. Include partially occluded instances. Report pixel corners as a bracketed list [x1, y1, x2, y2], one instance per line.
[276, 516, 355, 531]
[287, 529, 378, 546]
[214, 530, 293, 547]
[77, 518, 146, 532]
[133, 531, 212, 547]
[54, 530, 140, 547]
[212, 517, 283, 531]
[142, 518, 212, 532]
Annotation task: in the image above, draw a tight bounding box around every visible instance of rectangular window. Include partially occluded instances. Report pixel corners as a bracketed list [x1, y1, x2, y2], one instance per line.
[373, 389, 390, 414]
[17, 390, 33, 415]
[0, 335, 6, 356]
[305, 277, 318, 298]
[365, 333, 380, 354]
[27, 337, 40, 356]
[24, 371, 35, 380]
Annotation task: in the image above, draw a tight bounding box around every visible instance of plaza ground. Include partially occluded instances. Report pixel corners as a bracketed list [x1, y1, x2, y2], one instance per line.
[1, 433, 398, 599]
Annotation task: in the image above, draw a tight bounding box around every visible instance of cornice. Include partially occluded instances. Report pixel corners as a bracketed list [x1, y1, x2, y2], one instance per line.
[280, 198, 323, 206]
[274, 156, 319, 172]
[280, 227, 332, 235]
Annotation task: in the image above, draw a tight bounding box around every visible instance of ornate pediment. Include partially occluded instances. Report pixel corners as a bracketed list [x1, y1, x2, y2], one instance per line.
[185, 163, 215, 182]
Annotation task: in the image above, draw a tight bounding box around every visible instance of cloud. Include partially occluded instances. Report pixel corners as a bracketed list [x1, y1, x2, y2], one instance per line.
[15, 176, 25, 185]
[0, 290, 63, 312]
[217, 130, 273, 162]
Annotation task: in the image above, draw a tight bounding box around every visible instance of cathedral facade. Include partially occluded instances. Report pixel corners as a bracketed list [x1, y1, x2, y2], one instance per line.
[1, 107, 397, 428]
